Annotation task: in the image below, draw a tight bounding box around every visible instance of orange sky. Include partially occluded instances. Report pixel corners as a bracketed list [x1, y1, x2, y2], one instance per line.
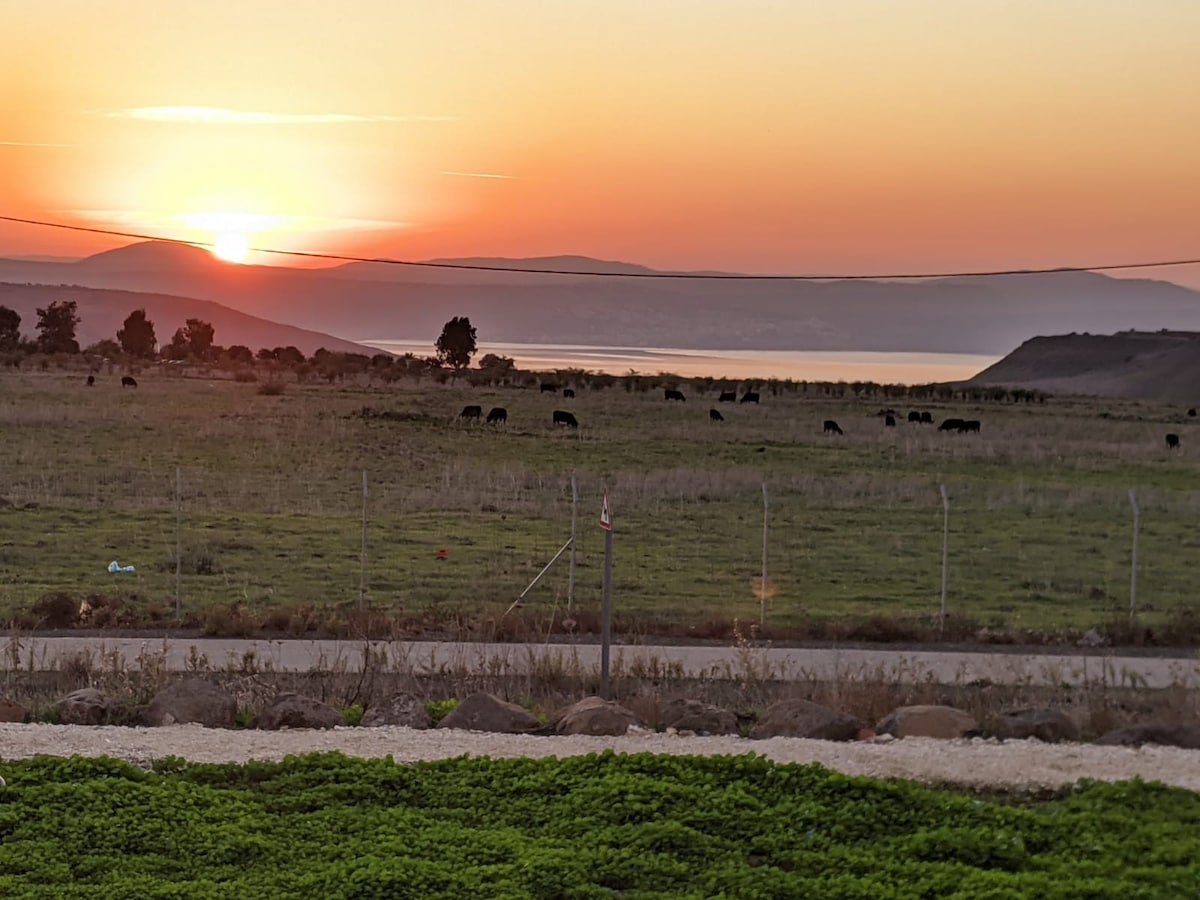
[2, 1, 1199, 280]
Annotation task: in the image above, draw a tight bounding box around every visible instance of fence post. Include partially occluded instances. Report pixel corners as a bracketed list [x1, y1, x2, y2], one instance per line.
[939, 483, 950, 636]
[568, 474, 578, 612]
[175, 466, 182, 622]
[359, 470, 369, 609]
[600, 491, 613, 699]
[1128, 488, 1140, 625]
[760, 482, 769, 627]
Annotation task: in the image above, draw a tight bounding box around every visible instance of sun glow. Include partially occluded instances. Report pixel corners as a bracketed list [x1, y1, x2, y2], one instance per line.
[211, 231, 250, 263]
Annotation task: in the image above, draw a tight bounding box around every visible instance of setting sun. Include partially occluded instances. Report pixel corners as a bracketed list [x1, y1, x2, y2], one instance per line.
[211, 231, 250, 264]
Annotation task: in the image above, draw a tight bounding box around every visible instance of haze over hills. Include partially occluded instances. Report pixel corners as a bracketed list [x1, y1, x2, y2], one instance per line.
[2, 242, 1200, 355]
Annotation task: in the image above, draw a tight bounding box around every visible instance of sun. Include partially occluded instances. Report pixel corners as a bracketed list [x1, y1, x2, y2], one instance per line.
[212, 231, 250, 264]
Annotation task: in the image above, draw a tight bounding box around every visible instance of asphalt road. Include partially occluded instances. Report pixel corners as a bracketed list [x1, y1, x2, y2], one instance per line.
[3, 637, 1197, 688]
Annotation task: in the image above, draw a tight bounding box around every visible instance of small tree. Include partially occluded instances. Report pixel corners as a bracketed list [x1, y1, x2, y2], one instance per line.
[0, 305, 21, 352]
[116, 309, 157, 358]
[182, 318, 215, 360]
[435, 316, 477, 369]
[35, 300, 80, 354]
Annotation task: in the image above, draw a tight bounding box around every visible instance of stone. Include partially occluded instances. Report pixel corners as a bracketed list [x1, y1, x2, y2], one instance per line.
[749, 699, 863, 741]
[144, 679, 237, 728]
[437, 692, 539, 733]
[1077, 628, 1107, 648]
[550, 696, 640, 736]
[990, 708, 1080, 743]
[1095, 724, 1200, 749]
[56, 688, 108, 726]
[876, 705, 978, 739]
[256, 692, 343, 730]
[0, 697, 25, 723]
[361, 693, 432, 729]
[658, 698, 738, 736]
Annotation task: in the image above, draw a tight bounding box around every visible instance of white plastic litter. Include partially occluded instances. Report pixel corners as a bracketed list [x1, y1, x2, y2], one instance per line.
[107, 561, 135, 574]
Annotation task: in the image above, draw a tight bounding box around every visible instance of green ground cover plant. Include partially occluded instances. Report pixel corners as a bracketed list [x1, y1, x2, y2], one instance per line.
[0, 752, 1194, 898]
[1, 370, 1198, 638]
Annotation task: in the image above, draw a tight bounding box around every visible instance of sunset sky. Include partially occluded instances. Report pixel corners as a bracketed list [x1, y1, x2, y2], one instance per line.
[2, 1, 1199, 280]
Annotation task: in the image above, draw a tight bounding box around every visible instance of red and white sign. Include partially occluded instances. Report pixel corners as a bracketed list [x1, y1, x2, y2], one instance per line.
[599, 491, 612, 531]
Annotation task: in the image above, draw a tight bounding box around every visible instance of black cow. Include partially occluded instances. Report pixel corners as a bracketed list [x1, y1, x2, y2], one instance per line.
[121, 376, 138, 389]
[486, 407, 507, 425]
[740, 391, 760, 404]
[907, 410, 921, 423]
[553, 410, 579, 428]
[709, 408, 724, 422]
[919, 411, 933, 424]
[823, 419, 843, 435]
[562, 388, 575, 398]
[459, 405, 482, 421]
[718, 390, 737, 403]
[938, 417, 964, 432]
[86, 375, 95, 387]
[1166, 433, 1181, 449]
[665, 389, 686, 402]
[540, 383, 558, 393]
[958, 419, 981, 433]
[1189, 408, 1197, 418]
[884, 414, 896, 427]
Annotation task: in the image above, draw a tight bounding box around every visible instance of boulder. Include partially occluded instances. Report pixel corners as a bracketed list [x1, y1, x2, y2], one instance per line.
[1095, 724, 1200, 749]
[361, 693, 432, 729]
[876, 705, 978, 739]
[144, 679, 237, 728]
[56, 688, 108, 726]
[0, 697, 25, 723]
[749, 699, 862, 741]
[658, 698, 738, 736]
[550, 696, 640, 736]
[437, 692, 538, 733]
[990, 708, 1079, 743]
[256, 693, 343, 730]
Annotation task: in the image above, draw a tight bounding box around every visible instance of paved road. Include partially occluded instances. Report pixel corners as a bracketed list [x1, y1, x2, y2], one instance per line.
[3, 637, 1197, 688]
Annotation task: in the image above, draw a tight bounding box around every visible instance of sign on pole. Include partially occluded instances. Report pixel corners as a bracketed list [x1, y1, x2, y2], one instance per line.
[599, 491, 612, 531]
[600, 490, 614, 699]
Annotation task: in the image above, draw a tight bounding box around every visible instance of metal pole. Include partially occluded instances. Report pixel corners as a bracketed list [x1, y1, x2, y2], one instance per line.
[506, 537, 574, 615]
[568, 474, 578, 612]
[760, 482, 769, 627]
[600, 495, 613, 700]
[175, 466, 182, 622]
[359, 470, 369, 609]
[1128, 488, 1139, 624]
[939, 483, 950, 636]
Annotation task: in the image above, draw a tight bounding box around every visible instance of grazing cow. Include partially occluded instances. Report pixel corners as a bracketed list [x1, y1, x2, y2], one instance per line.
[958, 419, 981, 433]
[86, 375, 95, 387]
[121, 376, 138, 389]
[907, 410, 921, 423]
[823, 419, 843, 435]
[718, 390, 736, 402]
[740, 391, 760, 404]
[919, 411, 933, 424]
[562, 388, 575, 398]
[485, 407, 507, 425]
[884, 414, 896, 427]
[1189, 408, 1197, 418]
[938, 417, 964, 432]
[540, 382, 558, 393]
[664, 389, 686, 402]
[553, 410, 579, 428]
[1166, 433, 1181, 449]
[459, 405, 482, 421]
[709, 408, 724, 422]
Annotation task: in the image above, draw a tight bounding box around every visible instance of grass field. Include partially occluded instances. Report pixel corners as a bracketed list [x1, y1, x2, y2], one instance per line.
[1, 367, 1198, 640]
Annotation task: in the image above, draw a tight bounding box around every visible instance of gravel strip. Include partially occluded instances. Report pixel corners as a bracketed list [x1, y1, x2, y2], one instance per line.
[0, 724, 1195, 792]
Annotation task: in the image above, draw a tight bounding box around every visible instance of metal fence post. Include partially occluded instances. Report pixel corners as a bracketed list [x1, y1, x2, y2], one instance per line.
[939, 483, 950, 635]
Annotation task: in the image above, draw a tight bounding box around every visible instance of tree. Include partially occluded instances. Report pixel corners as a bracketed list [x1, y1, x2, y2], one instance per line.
[226, 345, 254, 365]
[116, 309, 157, 358]
[35, 300, 80, 354]
[478, 352, 515, 373]
[0, 305, 20, 351]
[182, 318, 215, 359]
[435, 316, 477, 369]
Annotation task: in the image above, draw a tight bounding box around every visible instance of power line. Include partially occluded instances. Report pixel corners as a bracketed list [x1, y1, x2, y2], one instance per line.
[2, 212, 1199, 281]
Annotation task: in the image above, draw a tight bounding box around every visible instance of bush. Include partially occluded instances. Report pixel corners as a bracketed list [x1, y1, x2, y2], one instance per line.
[257, 380, 285, 396]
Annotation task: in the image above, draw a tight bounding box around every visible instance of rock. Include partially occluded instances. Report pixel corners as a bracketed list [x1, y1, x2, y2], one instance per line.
[876, 705, 978, 739]
[56, 688, 108, 725]
[1077, 628, 1107, 648]
[0, 697, 25, 723]
[144, 679, 237, 728]
[550, 696, 640, 736]
[749, 699, 863, 741]
[437, 692, 539, 733]
[361, 693, 432, 729]
[256, 692, 343, 730]
[990, 708, 1080, 743]
[1095, 724, 1200, 749]
[658, 698, 738, 736]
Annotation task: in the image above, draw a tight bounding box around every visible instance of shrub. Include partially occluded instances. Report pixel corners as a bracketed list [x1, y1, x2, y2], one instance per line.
[257, 380, 285, 396]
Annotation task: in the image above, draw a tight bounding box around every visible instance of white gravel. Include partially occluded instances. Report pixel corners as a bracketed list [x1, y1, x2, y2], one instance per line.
[0, 723, 1195, 792]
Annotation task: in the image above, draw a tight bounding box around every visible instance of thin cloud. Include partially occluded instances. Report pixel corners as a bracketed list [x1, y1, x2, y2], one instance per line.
[0, 140, 69, 148]
[71, 209, 411, 232]
[105, 106, 453, 125]
[440, 170, 517, 180]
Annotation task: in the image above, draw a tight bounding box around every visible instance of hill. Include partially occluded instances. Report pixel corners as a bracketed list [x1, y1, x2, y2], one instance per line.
[968, 331, 1200, 402]
[3, 242, 1200, 354]
[0, 283, 371, 357]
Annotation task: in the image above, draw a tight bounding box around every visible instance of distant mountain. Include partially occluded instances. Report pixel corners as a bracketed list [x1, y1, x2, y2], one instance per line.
[2, 241, 1200, 354]
[0, 282, 370, 356]
[968, 331, 1200, 402]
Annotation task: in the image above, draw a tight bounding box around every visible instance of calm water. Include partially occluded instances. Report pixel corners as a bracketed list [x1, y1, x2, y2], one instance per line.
[365, 341, 999, 384]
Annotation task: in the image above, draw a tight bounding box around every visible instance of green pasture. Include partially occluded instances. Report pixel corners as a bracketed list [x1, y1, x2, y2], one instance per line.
[1, 369, 1198, 635]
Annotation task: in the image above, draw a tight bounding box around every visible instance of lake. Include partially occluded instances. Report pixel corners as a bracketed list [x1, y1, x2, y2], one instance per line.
[363, 341, 999, 385]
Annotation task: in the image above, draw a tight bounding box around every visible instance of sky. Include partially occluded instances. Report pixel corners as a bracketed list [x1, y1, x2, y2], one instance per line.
[2, 1, 1199, 283]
